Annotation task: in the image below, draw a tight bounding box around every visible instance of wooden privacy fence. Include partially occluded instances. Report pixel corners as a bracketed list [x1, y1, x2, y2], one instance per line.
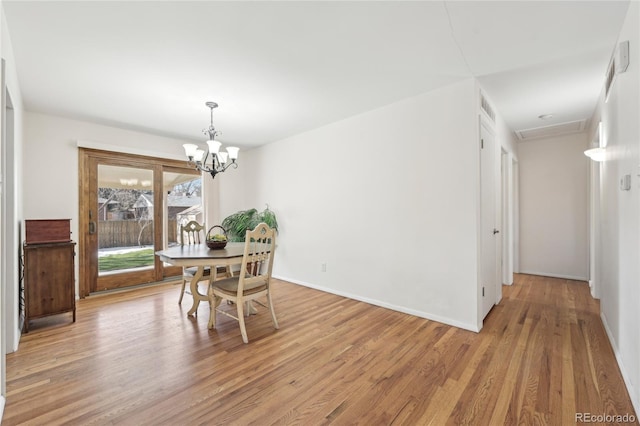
[98, 220, 177, 248]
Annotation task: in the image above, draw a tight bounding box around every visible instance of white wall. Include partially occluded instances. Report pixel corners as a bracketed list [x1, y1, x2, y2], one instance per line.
[589, 1, 640, 414]
[518, 132, 590, 280]
[22, 112, 195, 294]
[1, 5, 24, 351]
[23, 111, 194, 218]
[219, 79, 483, 331]
[0, 1, 26, 413]
[0, 2, 5, 414]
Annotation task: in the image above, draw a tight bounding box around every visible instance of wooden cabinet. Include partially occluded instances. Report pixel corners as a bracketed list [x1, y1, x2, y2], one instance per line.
[23, 242, 76, 332]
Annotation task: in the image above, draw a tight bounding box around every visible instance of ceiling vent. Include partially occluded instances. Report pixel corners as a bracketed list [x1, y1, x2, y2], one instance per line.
[480, 94, 495, 122]
[516, 119, 586, 141]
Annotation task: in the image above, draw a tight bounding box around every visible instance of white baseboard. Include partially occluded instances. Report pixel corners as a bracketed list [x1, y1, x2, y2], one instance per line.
[518, 270, 588, 281]
[600, 311, 640, 417]
[272, 275, 480, 333]
[588, 279, 599, 299]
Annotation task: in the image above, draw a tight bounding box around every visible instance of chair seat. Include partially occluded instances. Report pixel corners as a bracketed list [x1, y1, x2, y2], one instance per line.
[184, 266, 211, 277]
[212, 276, 267, 296]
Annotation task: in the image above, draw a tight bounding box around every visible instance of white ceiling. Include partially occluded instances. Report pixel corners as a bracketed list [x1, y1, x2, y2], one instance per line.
[2, 1, 630, 148]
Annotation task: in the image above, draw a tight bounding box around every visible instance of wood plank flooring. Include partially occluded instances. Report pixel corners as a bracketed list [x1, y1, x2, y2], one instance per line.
[3, 274, 638, 425]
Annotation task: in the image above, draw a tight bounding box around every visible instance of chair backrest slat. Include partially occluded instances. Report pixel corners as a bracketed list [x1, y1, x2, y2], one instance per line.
[180, 220, 205, 246]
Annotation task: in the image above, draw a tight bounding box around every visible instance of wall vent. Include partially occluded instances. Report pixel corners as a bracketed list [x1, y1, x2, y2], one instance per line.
[605, 55, 616, 101]
[516, 119, 586, 141]
[480, 94, 495, 122]
[605, 40, 629, 102]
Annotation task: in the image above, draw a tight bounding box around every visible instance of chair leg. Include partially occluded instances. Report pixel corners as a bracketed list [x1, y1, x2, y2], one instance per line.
[178, 278, 187, 304]
[267, 290, 279, 329]
[237, 300, 249, 343]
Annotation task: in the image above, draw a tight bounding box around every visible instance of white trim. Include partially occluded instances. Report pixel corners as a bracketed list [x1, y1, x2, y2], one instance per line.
[588, 280, 597, 298]
[512, 159, 520, 273]
[0, 395, 5, 420]
[518, 271, 588, 281]
[601, 311, 640, 417]
[501, 149, 515, 286]
[76, 139, 184, 161]
[588, 139, 601, 300]
[273, 275, 481, 333]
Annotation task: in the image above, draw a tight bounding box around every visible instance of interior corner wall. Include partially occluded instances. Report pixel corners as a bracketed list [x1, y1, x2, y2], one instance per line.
[219, 79, 482, 331]
[518, 132, 589, 281]
[591, 0, 640, 414]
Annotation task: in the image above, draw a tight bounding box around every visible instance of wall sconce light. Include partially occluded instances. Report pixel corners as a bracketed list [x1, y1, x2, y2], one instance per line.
[584, 147, 606, 162]
[584, 121, 605, 162]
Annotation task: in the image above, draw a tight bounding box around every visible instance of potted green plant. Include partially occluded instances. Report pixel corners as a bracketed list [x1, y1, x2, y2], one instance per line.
[221, 205, 279, 242]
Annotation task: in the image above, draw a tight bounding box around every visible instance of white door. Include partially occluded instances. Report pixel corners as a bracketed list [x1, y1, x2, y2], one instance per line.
[480, 122, 498, 319]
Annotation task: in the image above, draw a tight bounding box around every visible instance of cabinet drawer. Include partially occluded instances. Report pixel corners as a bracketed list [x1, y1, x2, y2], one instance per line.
[25, 219, 71, 244]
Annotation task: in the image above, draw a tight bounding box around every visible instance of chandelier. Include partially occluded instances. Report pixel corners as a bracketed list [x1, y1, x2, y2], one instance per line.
[183, 101, 239, 179]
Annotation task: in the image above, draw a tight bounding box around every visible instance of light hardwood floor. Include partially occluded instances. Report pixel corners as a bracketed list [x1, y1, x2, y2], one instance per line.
[3, 274, 638, 425]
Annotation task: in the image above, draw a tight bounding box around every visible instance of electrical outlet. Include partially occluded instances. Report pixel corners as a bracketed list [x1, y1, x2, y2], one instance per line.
[321, 263, 327, 272]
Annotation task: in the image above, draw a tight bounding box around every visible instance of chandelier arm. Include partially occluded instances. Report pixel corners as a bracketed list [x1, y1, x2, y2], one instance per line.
[194, 162, 207, 173]
[223, 161, 238, 172]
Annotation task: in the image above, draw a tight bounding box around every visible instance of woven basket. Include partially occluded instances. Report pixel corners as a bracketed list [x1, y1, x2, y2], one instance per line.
[206, 225, 228, 250]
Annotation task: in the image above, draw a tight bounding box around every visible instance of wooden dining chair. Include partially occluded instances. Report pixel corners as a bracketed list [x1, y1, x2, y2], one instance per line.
[208, 222, 278, 343]
[180, 220, 205, 246]
[178, 220, 210, 305]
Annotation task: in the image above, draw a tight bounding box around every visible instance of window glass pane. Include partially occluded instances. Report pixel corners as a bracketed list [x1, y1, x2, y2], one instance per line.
[163, 172, 202, 249]
[97, 165, 154, 275]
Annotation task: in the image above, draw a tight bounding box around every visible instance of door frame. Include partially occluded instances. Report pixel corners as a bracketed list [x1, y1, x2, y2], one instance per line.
[588, 123, 602, 299]
[78, 148, 198, 297]
[501, 148, 514, 285]
[1, 64, 19, 355]
[512, 159, 520, 274]
[501, 148, 508, 285]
